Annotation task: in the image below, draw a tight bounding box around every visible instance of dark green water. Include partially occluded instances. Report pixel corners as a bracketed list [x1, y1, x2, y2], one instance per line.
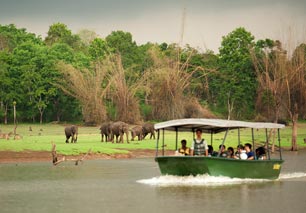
[1, 151, 306, 213]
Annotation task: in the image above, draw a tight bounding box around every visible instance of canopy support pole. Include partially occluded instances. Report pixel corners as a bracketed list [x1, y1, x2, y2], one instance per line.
[265, 129, 271, 160]
[192, 128, 195, 139]
[162, 128, 165, 156]
[175, 127, 178, 151]
[238, 128, 241, 146]
[210, 130, 213, 146]
[251, 128, 255, 158]
[155, 130, 160, 157]
[217, 128, 229, 157]
[278, 129, 282, 160]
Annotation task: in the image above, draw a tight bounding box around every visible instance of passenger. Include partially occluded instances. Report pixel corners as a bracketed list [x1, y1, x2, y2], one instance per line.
[218, 144, 228, 157]
[227, 147, 235, 158]
[234, 145, 247, 159]
[208, 145, 218, 157]
[256, 146, 267, 160]
[190, 129, 208, 156]
[244, 143, 255, 160]
[176, 139, 190, 156]
[235, 145, 243, 157]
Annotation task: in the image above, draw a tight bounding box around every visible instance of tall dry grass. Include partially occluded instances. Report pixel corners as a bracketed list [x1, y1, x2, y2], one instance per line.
[107, 55, 145, 124]
[146, 48, 212, 120]
[57, 55, 145, 124]
[56, 60, 111, 124]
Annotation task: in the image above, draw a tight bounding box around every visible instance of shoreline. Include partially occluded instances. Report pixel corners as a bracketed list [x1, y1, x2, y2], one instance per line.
[0, 148, 303, 164]
[0, 150, 174, 164]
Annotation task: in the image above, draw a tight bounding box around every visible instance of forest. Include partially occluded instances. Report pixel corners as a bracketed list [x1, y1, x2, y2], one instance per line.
[0, 23, 305, 150]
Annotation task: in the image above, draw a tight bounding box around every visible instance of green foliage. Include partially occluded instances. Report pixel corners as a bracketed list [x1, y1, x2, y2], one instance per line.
[216, 27, 257, 119]
[88, 38, 108, 60]
[1, 23, 305, 125]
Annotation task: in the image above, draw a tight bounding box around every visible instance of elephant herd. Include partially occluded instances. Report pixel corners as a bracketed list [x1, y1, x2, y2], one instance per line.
[99, 121, 155, 143]
[64, 122, 155, 144]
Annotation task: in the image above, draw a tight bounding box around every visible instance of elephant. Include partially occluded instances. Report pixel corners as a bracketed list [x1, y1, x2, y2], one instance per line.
[109, 121, 129, 143]
[99, 121, 113, 142]
[131, 126, 143, 141]
[142, 123, 156, 140]
[65, 125, 78, 143]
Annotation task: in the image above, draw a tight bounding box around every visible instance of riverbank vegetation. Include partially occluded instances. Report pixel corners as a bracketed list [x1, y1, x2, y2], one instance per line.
[0, 23, 305, 151]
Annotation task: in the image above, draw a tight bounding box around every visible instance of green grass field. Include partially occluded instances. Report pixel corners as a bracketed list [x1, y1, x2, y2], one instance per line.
[0, 123, 305, 155]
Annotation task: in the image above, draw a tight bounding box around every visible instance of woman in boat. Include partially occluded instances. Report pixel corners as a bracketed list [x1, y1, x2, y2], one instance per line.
[256, 146, 267, 160]
[208, 145, 218, 157]
[190, 129, 208, 156]
[227, 147, 235, 158]
[176, 139, 190, 156]
[218, 144, 228, 157]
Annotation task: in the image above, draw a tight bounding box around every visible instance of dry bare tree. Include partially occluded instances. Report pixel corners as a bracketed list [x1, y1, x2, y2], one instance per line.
[251, 36, 306, 151]
[56, 60, 112, 124]
[251, 41, 287, 152]
[285, 43, 306, 151]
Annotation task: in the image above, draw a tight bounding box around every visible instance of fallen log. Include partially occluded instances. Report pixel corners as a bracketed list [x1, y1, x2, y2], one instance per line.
[51, 142, 91, 166]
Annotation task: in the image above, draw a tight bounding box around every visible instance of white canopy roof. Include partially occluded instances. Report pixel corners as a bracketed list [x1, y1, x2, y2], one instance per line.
[154, 118, 285, 133]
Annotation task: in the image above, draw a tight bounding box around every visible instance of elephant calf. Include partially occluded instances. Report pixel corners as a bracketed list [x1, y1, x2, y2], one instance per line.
[131, 126, 143, 141]
[142, 123, 156, 140]
[65, 125, 78, 143]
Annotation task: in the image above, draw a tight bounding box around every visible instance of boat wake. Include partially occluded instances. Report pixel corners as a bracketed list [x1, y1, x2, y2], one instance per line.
[137, 172, 306, 187]
[279, 172, 306, 180]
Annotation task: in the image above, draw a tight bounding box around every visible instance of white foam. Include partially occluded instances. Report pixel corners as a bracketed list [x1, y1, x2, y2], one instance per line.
[137, 172, 306, 187]
[137, 174, 269, 187]
[279, 172, 306, 180]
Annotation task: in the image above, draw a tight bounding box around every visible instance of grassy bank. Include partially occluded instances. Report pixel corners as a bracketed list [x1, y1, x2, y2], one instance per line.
[0, 123, 305, 155]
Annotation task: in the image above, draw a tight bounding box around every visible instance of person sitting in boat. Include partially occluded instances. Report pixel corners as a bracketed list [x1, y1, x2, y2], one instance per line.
[218, 144, 228, 157]
[227, 147, 235, 158]
[208, 145, 218, 157]
[255, 146, 267, 160]
[234, 145, 247, 159]
[244, 143, 255, 160]
[175, 139, 190, 156]
[190, 129, 208, 156]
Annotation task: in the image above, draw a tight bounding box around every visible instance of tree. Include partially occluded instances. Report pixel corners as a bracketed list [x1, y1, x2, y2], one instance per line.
[45, 23, 82, 50]
[89, 38, 108, 60]
[0, 24, 43, 123]
[252, 38, 306, 151]
[285, 43, 306, 151]
[11, 42, 57, 123]
[218, 27, 257, 119]
[251, 39, 288, 152]
[0, 49, 14, 124]
[77, 29, 98, 46]
[105, 31, 139, 68]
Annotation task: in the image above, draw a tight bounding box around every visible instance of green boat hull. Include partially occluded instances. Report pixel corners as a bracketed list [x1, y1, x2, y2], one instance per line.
[155, 156, 284, 179]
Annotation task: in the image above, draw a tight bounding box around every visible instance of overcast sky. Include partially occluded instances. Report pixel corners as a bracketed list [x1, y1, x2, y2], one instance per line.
[0, 0, 305, 52]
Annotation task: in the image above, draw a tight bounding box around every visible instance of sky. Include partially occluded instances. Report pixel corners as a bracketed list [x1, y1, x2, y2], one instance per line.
[0, 0, 305, 52]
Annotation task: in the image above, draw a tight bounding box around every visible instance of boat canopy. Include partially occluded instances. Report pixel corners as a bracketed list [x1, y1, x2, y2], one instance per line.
[154, 118, 285, 133]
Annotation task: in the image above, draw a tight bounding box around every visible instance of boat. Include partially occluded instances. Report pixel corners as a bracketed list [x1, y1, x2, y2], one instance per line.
[154, 118, 285, 179]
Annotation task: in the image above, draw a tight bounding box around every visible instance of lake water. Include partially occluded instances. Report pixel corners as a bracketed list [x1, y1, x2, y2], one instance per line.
[1, 151, 306, 213]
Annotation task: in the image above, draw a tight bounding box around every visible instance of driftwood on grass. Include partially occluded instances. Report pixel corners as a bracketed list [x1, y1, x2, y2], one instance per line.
[51, 142, 91, 166]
